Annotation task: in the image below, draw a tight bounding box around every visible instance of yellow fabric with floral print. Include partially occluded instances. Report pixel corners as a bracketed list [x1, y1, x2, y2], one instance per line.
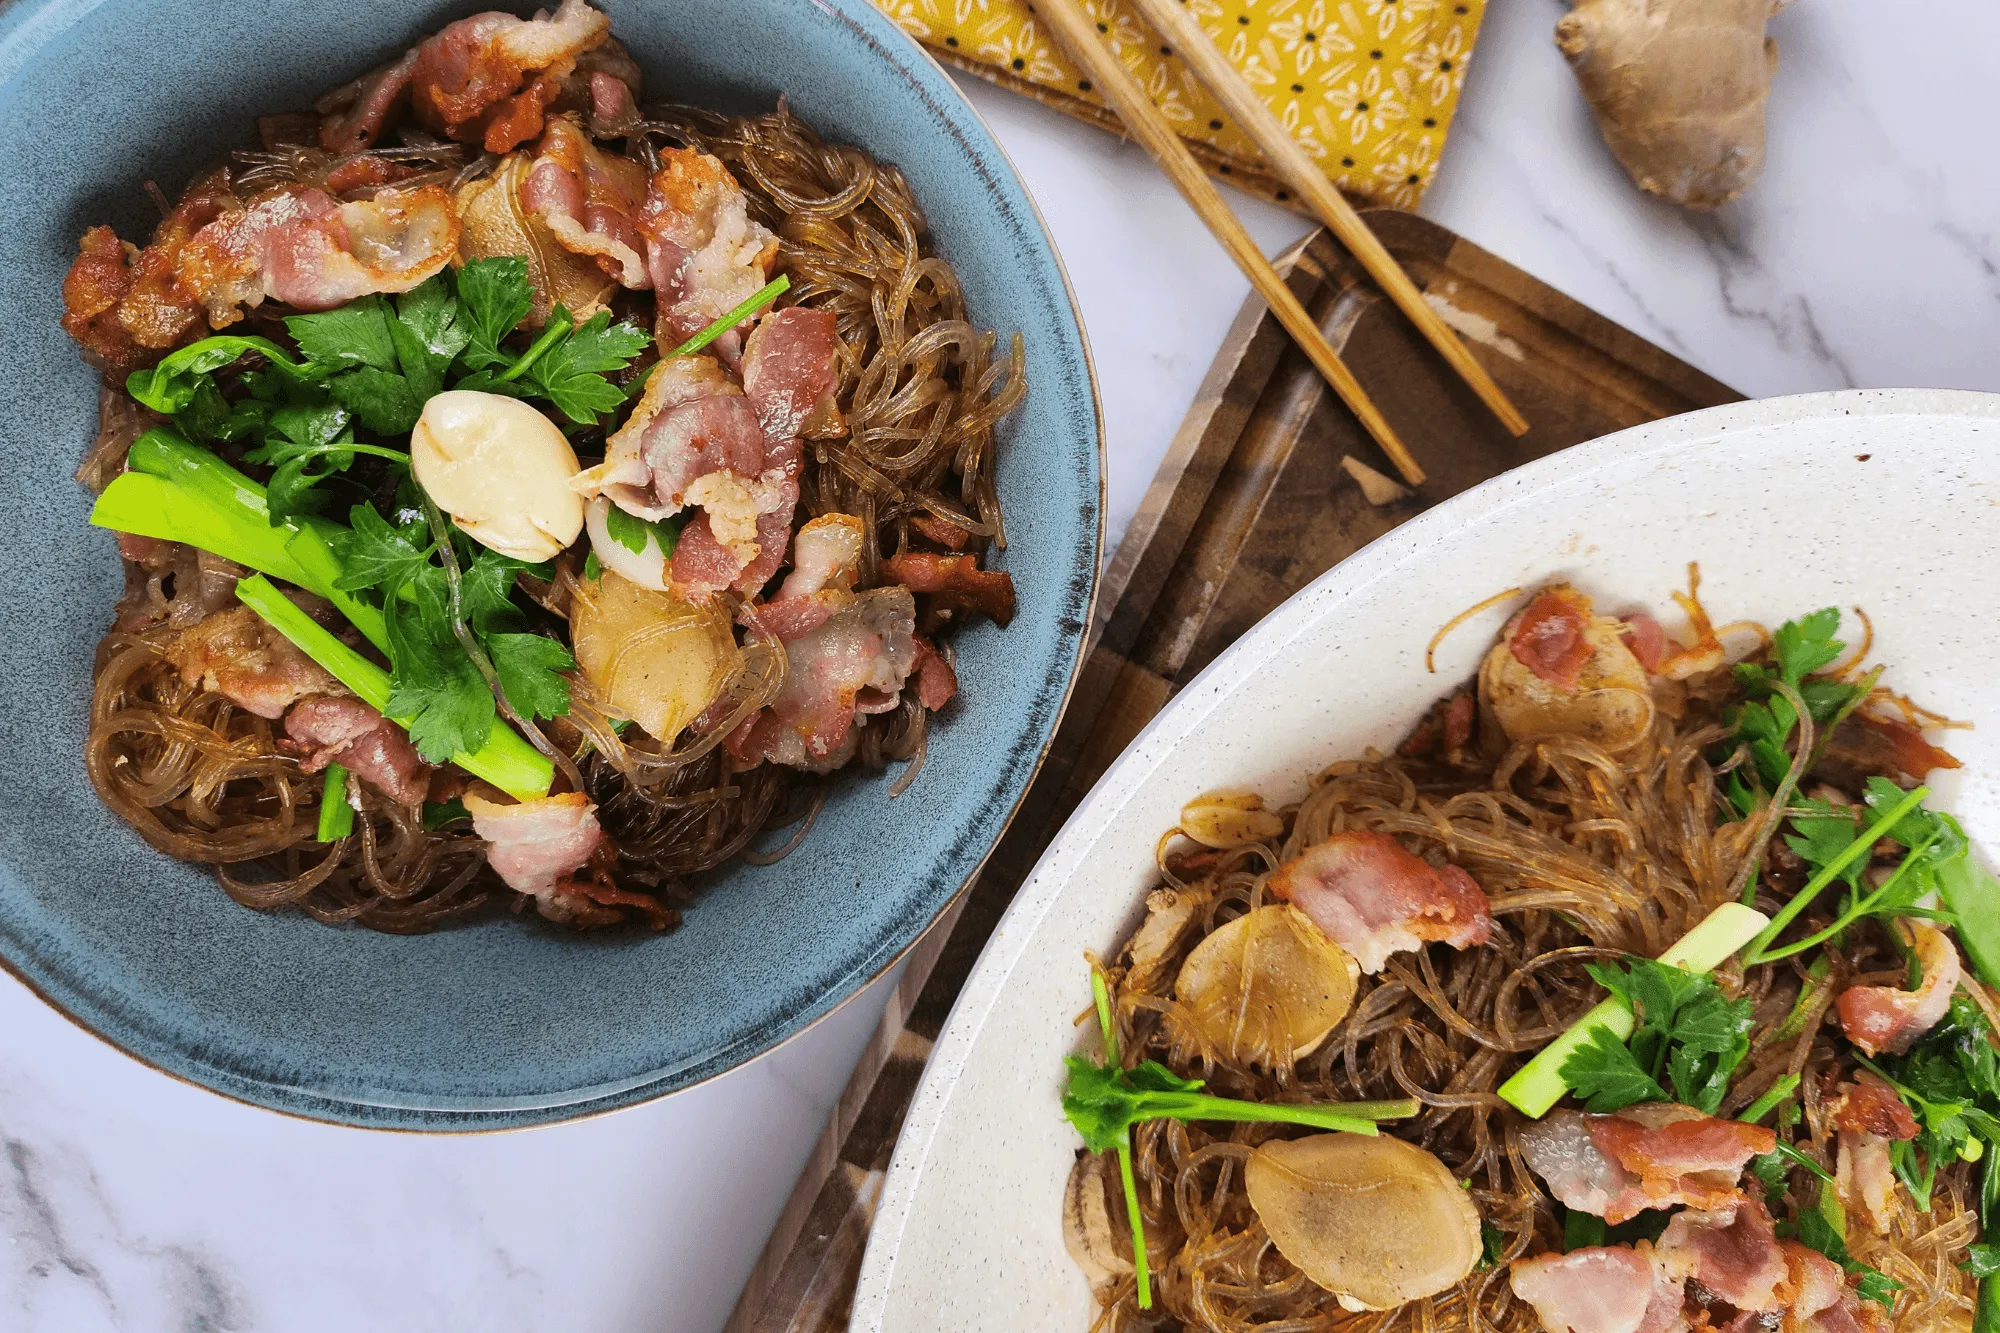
[873, 0, 1486, 209]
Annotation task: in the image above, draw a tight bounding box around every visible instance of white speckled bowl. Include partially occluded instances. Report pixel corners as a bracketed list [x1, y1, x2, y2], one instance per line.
[852, 389, 2000, 1331]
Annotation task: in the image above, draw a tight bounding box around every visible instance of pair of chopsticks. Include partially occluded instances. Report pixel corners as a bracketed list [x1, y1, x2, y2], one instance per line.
[1036, 0, 1529, 487]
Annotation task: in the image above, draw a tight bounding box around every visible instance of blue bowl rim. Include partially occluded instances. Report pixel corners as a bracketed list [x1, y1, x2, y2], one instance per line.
[0, 0, 1107, 1130]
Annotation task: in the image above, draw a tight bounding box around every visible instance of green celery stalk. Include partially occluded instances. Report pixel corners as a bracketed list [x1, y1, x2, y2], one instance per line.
[91, 473, 320, 590]
[1738, 1074, 1801, 1125]
[317, 765, 355, 842]
[235, 575, 552, 799]
[283, 526, 389, 654]
[1743, 785, 1930, 962]
[1497, 902, 1771, 1117]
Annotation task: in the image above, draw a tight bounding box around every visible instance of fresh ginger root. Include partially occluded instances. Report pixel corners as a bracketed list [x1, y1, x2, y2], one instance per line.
[1556, 0, 1791, 210]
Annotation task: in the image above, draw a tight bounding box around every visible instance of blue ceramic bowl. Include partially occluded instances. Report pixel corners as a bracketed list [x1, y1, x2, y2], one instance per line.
[0, 0, 1100, 1128]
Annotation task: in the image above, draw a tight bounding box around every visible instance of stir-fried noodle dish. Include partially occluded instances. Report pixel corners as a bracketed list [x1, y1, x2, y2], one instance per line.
[1063, 575, 2000, 1333]
[60, 1, 1022, 932]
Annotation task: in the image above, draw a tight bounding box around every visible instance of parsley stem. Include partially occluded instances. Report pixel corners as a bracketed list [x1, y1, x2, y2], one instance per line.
[497, 313, 573, 384]
[1772, 1138, 1834, 1183]
[1738, 1074, 1800, 1125]
[316, 765, 355, 842]
[1116, 1135, 1151, 1309]
[1743, 786, 1930, 963]
[1753, 825, 1943, 963]
[669, 274, 791, 360]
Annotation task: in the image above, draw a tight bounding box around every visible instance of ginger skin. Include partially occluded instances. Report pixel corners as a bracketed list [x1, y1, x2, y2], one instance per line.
[1556, 0, 1791, 211]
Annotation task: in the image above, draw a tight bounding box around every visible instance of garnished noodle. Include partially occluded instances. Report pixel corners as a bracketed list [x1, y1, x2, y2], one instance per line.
[81, 98, 1023, 932]
[1085, 616, 1977, 1332]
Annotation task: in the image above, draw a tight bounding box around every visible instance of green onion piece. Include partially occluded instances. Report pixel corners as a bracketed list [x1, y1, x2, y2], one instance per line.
[317, 765, 355, 842]
[1497, 902, 1771, 1118]
[1091, 966, 1120, 1062]
[91, 472, 320, 590]
[282, 525, 389, 654]
[1743, 786, 1930, 962]
[1738, 1074, 1801, 1126]
[235, 575, 552, 799]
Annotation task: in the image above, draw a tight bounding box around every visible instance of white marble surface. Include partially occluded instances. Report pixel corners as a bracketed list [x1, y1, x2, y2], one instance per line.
[9, 5, 2000, 1330]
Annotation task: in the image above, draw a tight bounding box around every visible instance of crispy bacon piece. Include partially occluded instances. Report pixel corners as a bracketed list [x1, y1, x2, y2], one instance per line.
[1398, 690, 1476, 761]
[165, 606, 339, 720]
[1826, 1072, 1919, 1140]
[741, 307, 843, 444]
[638, 148, 780, 354]
[464, 791, 610, 923]
[1835, 1131, 1898, 1235]
[1776, 1241, 1846, 1333]
[410, 0, 612, 153]
[1265, 830, 1493, 974]
[671, 477, 797, 600]
[283, 695, 430, 805]
[58, 169, 242, 366]
[178, 183, 460, 321]
[1509, 588, 1596, 690]
[1510, 1245, 1685, 1333]
[1655, 1197, 1787, 1312]
[912, 636, 958, 712]
[910, 515, 972, 551]
[880, 552, 1018, 628]
[1518, 1106, 1773, 1225]
[520, 115, 649, 287]
[60, 227, 143, 370]
[1818, 712, 1964, 786]
[777, 514, 864, 603]
[727, 587, 920, 771]
[590, 67, 639, 129]
[1619, 613, 1667, 673]
[316, 48, 421, 154]
[1835, 921, 1960, 1055]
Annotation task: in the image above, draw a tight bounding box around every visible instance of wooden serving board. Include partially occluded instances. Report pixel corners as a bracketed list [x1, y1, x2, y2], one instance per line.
[722, 211, 1740, 1333]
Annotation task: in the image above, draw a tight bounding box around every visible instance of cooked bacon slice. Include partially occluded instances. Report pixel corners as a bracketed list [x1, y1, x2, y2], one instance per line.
[316, 48, 421, 154]
[1834, 921, 1960, 1055]
[61, 227, 142, 370]
[59, 169, 242, 366]
[1619, 613, 1667, 673]
[1518, 1106, 1773, 1225]
[1826, 1072, 1919, 1140]
[727, 587, 920, 771]
[1774, 1240, 1846, 1332]
[590, 67, 639, 129]
[520, 115, 649, 287]
[1835, 1130, 1898, 1235]
[1508, 588, 1596, 690]
[283, 695, 430, 805]
[880, 552, 1018, 628]
[1265, 830, 1493, 974]
[910, 514, 972, 551]
[410, 0, 612, 153]
[572, 355, 756, 520]
[1655, 1197, 1787, 1312]
[912, 636, 958, 711]
[1821, 712, 1964, 786]
[777, 513, 864, 603]
[164, 607, 339, 719]
[465, 791, 607, 917]
[638, 148, 780, 354]
[741, 307, 843, 444]
[178, 183, 460, 321]
[1510, 1244, 1685, 1333]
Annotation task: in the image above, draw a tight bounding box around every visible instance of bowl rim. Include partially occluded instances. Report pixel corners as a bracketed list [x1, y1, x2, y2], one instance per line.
[0, 0, 1107, 1131]
[851, 386, 2000, 1323]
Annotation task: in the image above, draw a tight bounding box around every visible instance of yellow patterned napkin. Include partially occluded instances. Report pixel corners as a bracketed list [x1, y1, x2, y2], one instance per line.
[873, 0, 1487, 210]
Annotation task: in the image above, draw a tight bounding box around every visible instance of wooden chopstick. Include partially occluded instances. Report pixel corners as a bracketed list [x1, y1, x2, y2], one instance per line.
[1036, 0, 1427, 486]
[1126, 0, 1530, 438]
